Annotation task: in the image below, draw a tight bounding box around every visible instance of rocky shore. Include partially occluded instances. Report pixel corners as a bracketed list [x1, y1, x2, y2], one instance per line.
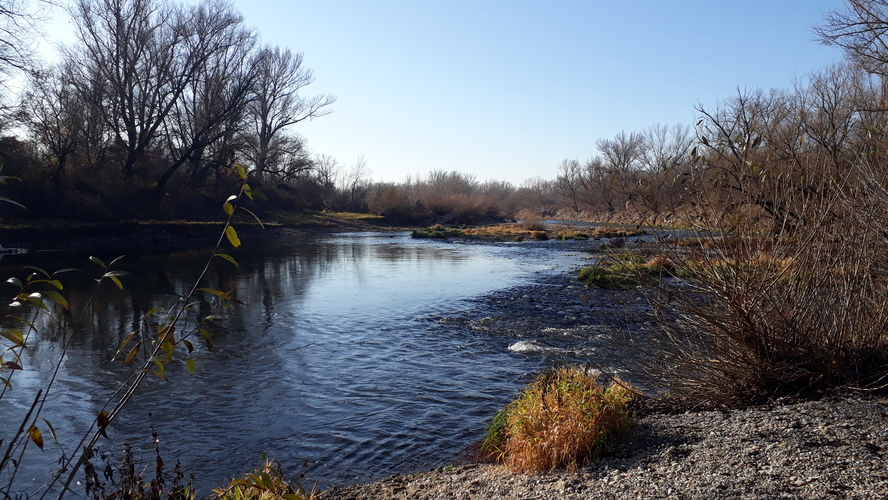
[320, 238, 888, 500]
[322, 394, 888, 499]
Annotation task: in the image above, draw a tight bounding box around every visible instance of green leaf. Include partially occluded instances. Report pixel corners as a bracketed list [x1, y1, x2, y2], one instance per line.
[6, 277, 21, 288]
[25, 266, 50, 278]
[48, 279, 63, 290]
[52, 267, 79, 275]
[0, 375, 10, 389]
[244, 187, 266, 201]
[238, 207, 264, 228]
[44, 290, 68, 310]
[225, 226, 241, 248]
[89, 256, 106, 268]
[109, 275, 123, 290]
[0, 196, 25, 209]
[144, 307, 164, 317]
[236, 164, 247, 180]
[25, 293, 47, 310]
[41, 418, 58, 445]
[215, 253, 239, 267]
[186, 358, 196, 375]
[198, 328, 214, 349]
[28, 425, 43, 450]
[1, 329, 24, 346]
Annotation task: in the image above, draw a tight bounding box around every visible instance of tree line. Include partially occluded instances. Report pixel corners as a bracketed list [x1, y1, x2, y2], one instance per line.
[0, 0, 338, 219]
[6, 0, 888, 229]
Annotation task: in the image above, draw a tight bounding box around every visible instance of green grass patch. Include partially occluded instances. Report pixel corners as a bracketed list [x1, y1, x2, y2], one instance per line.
[577, 254, 674, 289]
[411, 224, 466, 238]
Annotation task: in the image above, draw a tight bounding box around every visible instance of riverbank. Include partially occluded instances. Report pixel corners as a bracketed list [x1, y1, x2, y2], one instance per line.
[0, 210, 415, 257]
[319, 237, 888, 499]
[322, 393, 888, 499]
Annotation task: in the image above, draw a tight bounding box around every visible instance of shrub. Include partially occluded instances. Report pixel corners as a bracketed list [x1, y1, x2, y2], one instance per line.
[641, 214, 888, 406]
[482, 367, 636, 473]
[516, 209, 546, 231]
[529, 230, 548, 240]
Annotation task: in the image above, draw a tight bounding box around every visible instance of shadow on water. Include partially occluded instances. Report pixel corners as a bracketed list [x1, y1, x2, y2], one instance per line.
[0, 232, 614, 494]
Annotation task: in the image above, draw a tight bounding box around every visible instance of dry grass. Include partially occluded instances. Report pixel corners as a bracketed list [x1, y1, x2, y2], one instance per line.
[211, 459, 318, 500]
[484, 367, 637, 474]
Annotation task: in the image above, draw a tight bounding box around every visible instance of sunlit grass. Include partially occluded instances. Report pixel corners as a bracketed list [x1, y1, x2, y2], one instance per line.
[482, 367, 636, 473]
[211, 459, 318, 500]
[577, 253, 674, 289]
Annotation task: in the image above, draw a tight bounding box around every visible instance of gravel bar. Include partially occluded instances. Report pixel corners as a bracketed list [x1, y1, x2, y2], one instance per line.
[322, 394, 888, 499]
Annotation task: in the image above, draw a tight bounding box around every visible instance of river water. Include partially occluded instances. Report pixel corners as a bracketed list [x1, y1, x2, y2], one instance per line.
[0, 232, 605, 496]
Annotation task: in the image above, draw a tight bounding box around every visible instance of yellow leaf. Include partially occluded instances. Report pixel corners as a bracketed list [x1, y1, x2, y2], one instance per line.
[97, 411, 110, 438]
[236, 164, 247, 180]
[225, 226, 241, 248]
[125, 342, 140, 366]
[28, 425, 43, 449]
[186, 358, 196, 375]
[216, 253, 239, 267]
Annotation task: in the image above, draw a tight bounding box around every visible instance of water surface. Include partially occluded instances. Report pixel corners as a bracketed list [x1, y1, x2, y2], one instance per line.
[0, 232, 592, 494]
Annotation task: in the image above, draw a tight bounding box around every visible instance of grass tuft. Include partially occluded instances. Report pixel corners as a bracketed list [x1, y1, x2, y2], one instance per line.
[482, 367, 636, 473]
[211, 459, 317, 500]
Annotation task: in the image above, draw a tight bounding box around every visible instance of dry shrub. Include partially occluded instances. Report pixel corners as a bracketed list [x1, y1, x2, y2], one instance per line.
[529, 230, 549, 240]
[517, 209, 546, 231]
[487, 367, 636, 473]
[642, 209, 888, 406]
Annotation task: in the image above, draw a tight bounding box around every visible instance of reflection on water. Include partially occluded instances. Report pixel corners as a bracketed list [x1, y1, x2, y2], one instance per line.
[0, 232, 587, 495]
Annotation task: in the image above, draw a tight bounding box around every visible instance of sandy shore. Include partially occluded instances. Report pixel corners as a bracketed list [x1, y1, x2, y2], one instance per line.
[321, 394, 887, 499]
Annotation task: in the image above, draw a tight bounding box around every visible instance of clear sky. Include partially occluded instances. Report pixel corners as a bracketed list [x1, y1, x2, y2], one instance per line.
[44, 1, 847, 186]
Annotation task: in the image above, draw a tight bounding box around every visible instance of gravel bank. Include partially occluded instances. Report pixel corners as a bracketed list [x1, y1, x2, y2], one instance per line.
[322, 394, 887, 499]
[320, 238, 887, 499]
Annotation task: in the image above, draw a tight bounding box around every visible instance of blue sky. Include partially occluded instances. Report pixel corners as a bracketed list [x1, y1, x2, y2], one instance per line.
[46, 1, 847, 185]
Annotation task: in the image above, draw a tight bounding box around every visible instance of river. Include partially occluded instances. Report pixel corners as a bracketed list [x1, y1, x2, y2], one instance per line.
[0, 231, 612, 496]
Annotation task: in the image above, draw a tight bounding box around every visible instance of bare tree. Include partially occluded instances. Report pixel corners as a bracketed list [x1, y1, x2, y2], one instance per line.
[342, 155, 371, 209]
[580, 156, 618, 213]
[67, 0, 257, 182]
[155, 2, 258, 193]
[596, 130, 644, 173]
[17, 66, 83, 189]
[242, 46, 336, 178]
[817, 0, 888, 77]
[555, 158, 582, 213]
[640, 123, 692, 174]
[0, 0, 46, 80]
[799, 63, 859, 168]
[313, 153, 339, 208]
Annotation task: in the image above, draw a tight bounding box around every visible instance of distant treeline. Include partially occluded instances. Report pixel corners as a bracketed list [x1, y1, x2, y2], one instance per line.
[4, 0, 888, 228]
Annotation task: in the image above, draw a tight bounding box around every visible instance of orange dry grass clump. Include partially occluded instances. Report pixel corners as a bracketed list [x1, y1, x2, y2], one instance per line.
[500, 367, 636, 474]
